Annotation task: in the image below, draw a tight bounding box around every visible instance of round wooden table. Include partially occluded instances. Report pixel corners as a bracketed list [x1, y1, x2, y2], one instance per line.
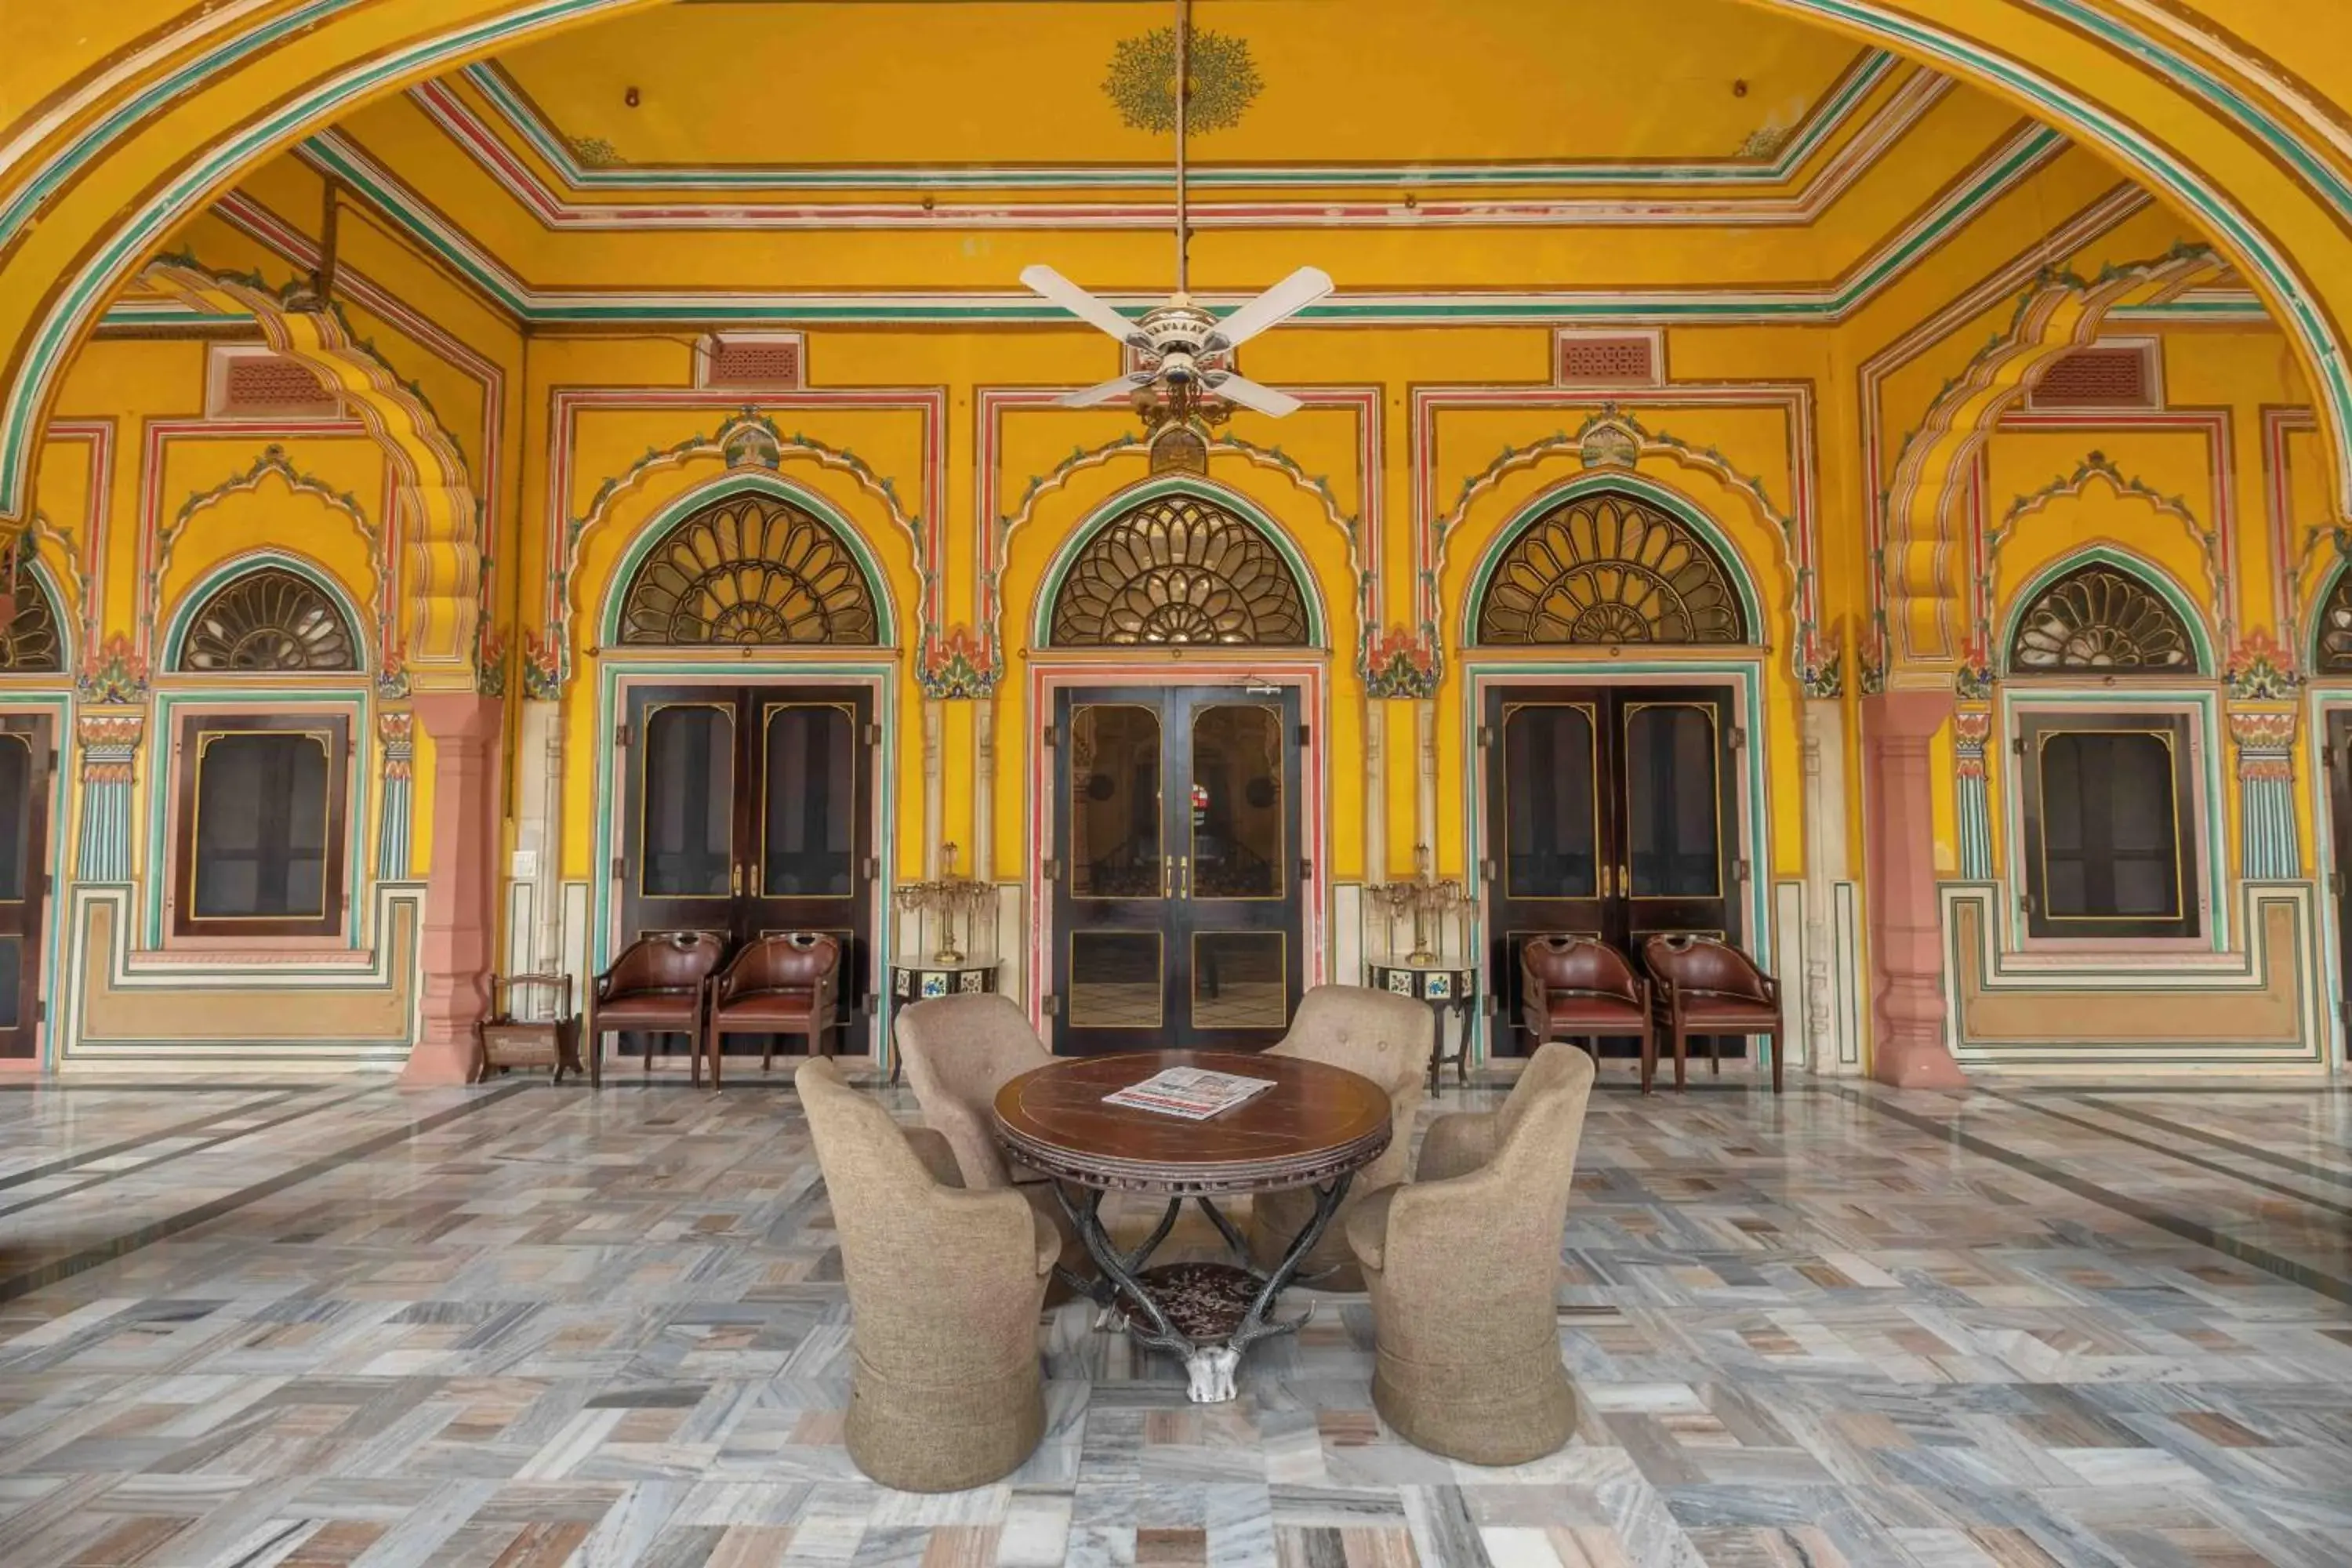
[994, 1050, 1391, 1402]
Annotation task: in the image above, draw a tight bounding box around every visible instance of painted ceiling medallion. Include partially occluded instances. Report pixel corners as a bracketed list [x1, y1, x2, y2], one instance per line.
[620, 494, 878, 646]
[1104, 26, 1261, 135]
[1478, 492, 1744, 645]
[1051, 494, 1307, 647]
[2009, 564, 2194, 673]
[180, 567, 359, 672]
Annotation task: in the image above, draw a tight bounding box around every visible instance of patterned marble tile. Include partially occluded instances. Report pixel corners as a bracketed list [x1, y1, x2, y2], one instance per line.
[0, 1073, 2345, 1567]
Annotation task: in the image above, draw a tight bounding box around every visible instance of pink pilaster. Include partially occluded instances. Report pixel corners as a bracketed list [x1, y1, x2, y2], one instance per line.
[400, 693, 503, 1087]
[1861, 691, 1969, 1090]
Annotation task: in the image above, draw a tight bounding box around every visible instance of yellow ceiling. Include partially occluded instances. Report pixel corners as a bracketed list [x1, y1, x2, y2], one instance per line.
[492, 0, 1871, 168]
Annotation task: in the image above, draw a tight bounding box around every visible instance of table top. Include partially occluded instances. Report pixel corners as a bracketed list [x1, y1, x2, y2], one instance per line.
[993, 1050, 1392, 1196]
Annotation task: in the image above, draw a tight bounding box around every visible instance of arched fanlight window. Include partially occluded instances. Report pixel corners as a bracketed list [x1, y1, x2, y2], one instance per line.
[0, 557, 64, 673]
[1049, 492, 1309, 647]
[2317, 567, 2352, 673]
[618, 491, 880, 646]
[178, 566, 360, 673]
[2006, 561, 2198, 675]
[1476, 490, 1747, 645]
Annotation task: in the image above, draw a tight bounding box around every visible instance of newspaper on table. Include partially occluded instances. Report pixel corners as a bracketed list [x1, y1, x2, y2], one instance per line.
[1103, 1065, 1277, 1120]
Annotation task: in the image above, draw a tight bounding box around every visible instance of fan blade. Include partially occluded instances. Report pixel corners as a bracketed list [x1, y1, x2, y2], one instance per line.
[1058, 374, 1149, 408]
[1021, 264, 1146, 346]
[1207, 266, 1334, 350]
[1208, 374, 1302, 418]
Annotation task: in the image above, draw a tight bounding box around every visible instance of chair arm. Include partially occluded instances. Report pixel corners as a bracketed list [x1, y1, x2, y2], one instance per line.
[1030, 1206, 1061, 1278]
[902, 1127, 965, 1189]
[1415, 1110, 1501, 1183]
[1343, 1183, 1399, 1272]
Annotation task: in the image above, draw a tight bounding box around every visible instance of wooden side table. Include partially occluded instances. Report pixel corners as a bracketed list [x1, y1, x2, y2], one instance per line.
[887, 959, 1000, 1083]
[1366, 960, 1479, 1091]
[474, 973, 583, 1083]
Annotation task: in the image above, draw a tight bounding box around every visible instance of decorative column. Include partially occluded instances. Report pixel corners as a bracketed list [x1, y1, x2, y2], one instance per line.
[2230, 710, 2300, 879]
[399, 692, 502, 1087]
[375, 710, 415, 881]
[74, 712, 143, 883]
[1860, 691, 1969, 1088]
[1952, 707, 1994, 880]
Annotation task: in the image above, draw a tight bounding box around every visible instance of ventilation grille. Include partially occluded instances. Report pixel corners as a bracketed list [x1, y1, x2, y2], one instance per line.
[2029, 345, 2155, 409]
[216, 354, 337, 418]
[1556, 332, 1660, 387]
[701, 332, 804, 390]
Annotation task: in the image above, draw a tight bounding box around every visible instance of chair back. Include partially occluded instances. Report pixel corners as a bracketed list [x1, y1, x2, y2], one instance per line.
[1519, 935, 1640, 1005]
[604, 931, 725, 997]
[1270, 984, 1435, 1191]
[1640, 933, 1768, 1000]
[895, 993, 1051, 1189]
[717, 931, 840, 1002]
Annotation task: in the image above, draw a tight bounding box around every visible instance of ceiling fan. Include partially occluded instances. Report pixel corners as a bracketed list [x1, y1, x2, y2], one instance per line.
[1021, 0, 1330, 419]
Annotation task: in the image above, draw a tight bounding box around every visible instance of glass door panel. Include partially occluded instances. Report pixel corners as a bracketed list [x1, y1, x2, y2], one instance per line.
[761, 703, 855, 898]
[1622, 702, 1719, 901]
[0, 717, 45, 1059]
[1069, 704, 1163, 901]
[640, 702, 735, 899]
[1190, 703, 1283, 899]
[1069, 930, 1165, 1030]
[1501, 702, 1599, 899]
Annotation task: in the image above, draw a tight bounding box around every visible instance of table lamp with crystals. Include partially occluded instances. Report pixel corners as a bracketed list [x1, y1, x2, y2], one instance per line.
[1367, 844, 1470, 965]
[891, 844, 994, 964]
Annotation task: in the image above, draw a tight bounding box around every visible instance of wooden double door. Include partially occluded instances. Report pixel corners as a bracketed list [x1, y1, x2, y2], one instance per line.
[619, 684, 874, 1054]
[0, 714, 52, 1061]
[2329, 713, 2352, 1053]
[1483, 684, 1742, 1056]
[1050, 685, 1305, 1054]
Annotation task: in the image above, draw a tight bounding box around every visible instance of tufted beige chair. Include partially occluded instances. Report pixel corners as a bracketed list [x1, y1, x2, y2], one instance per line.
[1345, 1042, 1596, 1465]
[1246, 985, 1434, 1291]
[891, 993, 1089, 1299]
[796, 1057, 1057, 1492]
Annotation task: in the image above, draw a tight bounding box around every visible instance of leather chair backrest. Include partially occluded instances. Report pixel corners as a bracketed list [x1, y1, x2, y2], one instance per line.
[1520, 935, 1639, 1004]
[607, 931, 726, 995]
[1642, 934, 1766, 998]
[724, 932, 840, 996]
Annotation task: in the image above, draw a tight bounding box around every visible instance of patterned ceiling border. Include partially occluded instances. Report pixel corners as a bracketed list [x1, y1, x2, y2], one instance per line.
[4, 0, 2350, 534]
[452, 50, 1901, 192]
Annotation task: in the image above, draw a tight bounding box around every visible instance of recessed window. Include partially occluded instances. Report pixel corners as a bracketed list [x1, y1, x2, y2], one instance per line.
[174, 713, 350, 939]
[2017, 711, 2198, 941]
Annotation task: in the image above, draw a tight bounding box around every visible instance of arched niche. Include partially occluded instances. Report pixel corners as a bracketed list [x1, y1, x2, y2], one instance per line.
[1038, 481, 1323, 649]
[607, 481, 887, 649]
[2001, 551, 2210, 677]
[0, 556, 67, 674]
[1468, 481, 1756, 648]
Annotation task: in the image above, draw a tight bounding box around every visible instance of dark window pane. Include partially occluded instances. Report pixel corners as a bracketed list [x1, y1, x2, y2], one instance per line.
[2037, 731, 2180, 920]
[1069, 930, 1162, 1027]
[764, 705, 854, 896]
[192, 731, 332, 919]
[1192, 705, 1282, 899]
[641, 705, 733, 897]
[0, 735, 29, 902]
[1071, 706, 1162, 899]
[1625, 704, 1719, 898]
[1503, 706, 1596, 898]
[1192, 931, 1288, 1029]
[0, 936, 17, 1028]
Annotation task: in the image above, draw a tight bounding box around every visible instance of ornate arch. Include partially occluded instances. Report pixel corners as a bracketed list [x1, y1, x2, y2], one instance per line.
[2002, 554, 2205, 677]
[1044, 487, 1313, 648]
[0, 552, 65, 673]
[1473, 486, 1750, 647]
[615, 487, 881, 648]
[172, 561, 364, 673]
[2312, 560, 2352, 674]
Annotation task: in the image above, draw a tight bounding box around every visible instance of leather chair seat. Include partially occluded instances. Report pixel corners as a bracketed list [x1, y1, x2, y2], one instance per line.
[704, 935, 841, 1085]
[1537, 994, 1648, 1033]
[710, 987, 819, 1026]
[1674, 996, 1781, 1031]
[588, 991, 701, 1026]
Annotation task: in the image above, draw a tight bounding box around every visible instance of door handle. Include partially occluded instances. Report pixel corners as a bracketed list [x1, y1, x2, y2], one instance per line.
[1160, 855, 1171, 898]
[730, 862, 743, 898]
[1178, 855, 1191, 900]
[1617, 864, 1630, 898]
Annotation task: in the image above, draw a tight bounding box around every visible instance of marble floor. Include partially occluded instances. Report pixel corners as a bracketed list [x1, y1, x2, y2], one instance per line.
[0, 1069, 2347, 1568]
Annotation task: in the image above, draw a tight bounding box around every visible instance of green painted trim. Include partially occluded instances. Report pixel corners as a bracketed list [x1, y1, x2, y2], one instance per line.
[2307, 557, 2350, 675]
[1029, 475, 1331, 651]
[593, 470, 899, 649]
[1997, 544, 2217, 677]
[1457, 471, 1767, 650]
[158, 549, 375, 674]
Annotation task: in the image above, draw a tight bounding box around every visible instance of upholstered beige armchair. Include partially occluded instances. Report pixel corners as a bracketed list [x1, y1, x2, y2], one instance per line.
[1344, 1041, 1596, 1465]
[1247, 985, 1434, 1290]
[795, 1057, 1057, 1492]
[892, 993, 1090, 1297]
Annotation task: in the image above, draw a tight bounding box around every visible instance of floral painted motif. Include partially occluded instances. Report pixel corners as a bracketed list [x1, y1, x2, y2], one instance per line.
[1361, 623, 1439, 699]
[78, 630, 147, 705]
[917, 624, 997, 700]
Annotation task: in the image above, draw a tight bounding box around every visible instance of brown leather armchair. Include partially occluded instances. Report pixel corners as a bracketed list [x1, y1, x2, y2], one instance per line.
[583, 931, 727, 1087]
[1519, 935, 1651, 1083]
[1641, 934, 1783, 1094]
[702, 932, 841, 1087]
